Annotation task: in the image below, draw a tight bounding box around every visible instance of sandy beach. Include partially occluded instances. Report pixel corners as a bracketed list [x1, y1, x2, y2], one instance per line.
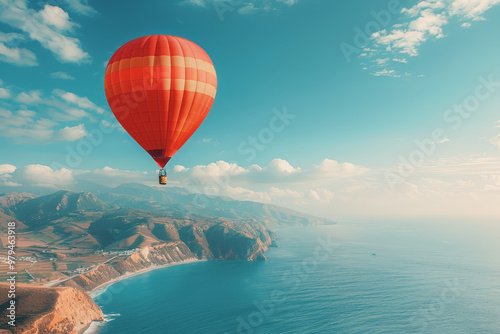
[89, 258, 203, 298]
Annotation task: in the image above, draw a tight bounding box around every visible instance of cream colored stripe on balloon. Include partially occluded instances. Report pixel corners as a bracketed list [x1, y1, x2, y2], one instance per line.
[107, 56, 216, 77]
[108, 79, 217, 99]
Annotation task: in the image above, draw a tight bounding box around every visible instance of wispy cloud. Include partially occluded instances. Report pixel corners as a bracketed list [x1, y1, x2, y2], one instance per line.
[0, 32, 38, 66]
[50, 71, 75, 80]
[52, 89, 105, 114]
[185, 0, 296, 14]
[0, 81, 11, 98]
[372, 68, 400, 77]
[238, 3, 258, 14]
[201, 137, 220, 145]
[277, 0, 297, 5]
[0, 0, 91, 64]
[372, 8, 447, 57]
[0, 81, 107, 143]
[0, 106, 87, 142]
[61, 0, 98, 16]
[0, 106, 88, 142]
[393, 57, 408, 63]
[362, 0, 500, 77]
[449, 0, 500, 20]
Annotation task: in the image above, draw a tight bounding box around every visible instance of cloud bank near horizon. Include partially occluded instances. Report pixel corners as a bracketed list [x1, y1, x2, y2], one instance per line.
[2, 155, 500, 219]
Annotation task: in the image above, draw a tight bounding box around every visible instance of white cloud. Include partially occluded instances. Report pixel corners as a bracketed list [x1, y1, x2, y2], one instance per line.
[449, 0, 500, 20]
[201, 137, 219, 145]
[101, 119, 124, 132]
[61, 0, 97, 16]
[57, 123, 86, 141]
[488, 122, 500, 148]
[185, 0, 296, 14]
[0, 0, 90, 63]
[0, 164, 16, 175]
[17, 109, 36, 117]
[266, 158, 300, 175]
[488, 134, 500, 148]
[0, 107, 56, 141]
[269, 186, 303, 198]
[39, 4, 76, 31]
[22, 164, 74, 188]
[16, 90, 43, 104]
[190, 161, 249, 181]
[0, 32, 23, 43]
[0, 164, 19, 187]
[393, 58, 408, 63]
[52, 89, 105, 114]
[401, 0, 446, 16]
[0, 32, 37, 66]
[0, 84, 106, 143]
[14, 88, 105, 116]
[309, 188, 334, 203]
[0, 42, 38, 66]
[224, 185, 272, 202]
[408, 9, 447, 38]
[372, 68, 400, 77]
[238, 3, 258, 14]
[363, 0, 500, 76]
[174, 165, 188, 173]
[310, 159, 368, 178]
[374, 58, 389, 65]
[2, 154, 500, 219]
[0, 87, 11, 99]
[86, 166, 155, 187]
[50, 108, 92, 121]
[177, 158, 367, 189]
[0, 104, 86, 143]
[372, 29, 426, 57]
[436, 138, 450, 144]
[185, 0, 205, 6]
[51, 71, 75, 80]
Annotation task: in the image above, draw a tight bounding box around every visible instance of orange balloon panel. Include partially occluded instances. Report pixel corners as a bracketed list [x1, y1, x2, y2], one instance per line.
[104, 35, 217, 168]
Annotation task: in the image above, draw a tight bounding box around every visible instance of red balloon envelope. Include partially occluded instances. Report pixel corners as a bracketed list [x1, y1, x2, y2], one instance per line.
[104, 35, 217, 168]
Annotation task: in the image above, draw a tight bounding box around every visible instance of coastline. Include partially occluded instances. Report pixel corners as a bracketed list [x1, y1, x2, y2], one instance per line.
[88, 258, 203, 298]
[83, 258, 204, 334]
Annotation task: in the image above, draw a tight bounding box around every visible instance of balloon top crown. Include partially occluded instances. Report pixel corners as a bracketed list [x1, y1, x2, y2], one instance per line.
[106, 35, 215, 70]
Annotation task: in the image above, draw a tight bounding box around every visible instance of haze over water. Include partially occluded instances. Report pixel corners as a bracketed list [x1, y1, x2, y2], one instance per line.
[93, 220, 500, 333]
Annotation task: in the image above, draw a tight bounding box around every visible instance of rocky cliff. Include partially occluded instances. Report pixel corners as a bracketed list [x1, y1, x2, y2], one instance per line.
[61, 241, 195, 292]
[0, 284, 102, 334]
[61, 223, 277, 292]
[204, 221, 277, 260]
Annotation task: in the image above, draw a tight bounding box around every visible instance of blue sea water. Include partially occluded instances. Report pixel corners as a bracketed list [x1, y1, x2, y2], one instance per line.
[92, 220, 500, 333]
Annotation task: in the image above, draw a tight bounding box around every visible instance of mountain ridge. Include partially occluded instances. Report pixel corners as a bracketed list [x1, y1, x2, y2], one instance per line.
[0, 183, 333, 332]
[0, 183, 332, 288]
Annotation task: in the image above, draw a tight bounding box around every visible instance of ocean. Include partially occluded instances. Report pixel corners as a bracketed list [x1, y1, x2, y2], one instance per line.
[91, 220, 500, 333]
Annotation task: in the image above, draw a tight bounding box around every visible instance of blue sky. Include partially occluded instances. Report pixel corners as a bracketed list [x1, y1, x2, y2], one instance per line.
[1, 0, 500, 220]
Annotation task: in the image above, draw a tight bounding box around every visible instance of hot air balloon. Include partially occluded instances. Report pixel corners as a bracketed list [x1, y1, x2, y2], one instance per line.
[104, 35, 217, 185]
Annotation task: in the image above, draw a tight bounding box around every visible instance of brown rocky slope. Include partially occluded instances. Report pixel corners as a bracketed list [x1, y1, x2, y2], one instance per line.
[0, 284, 103, 334]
